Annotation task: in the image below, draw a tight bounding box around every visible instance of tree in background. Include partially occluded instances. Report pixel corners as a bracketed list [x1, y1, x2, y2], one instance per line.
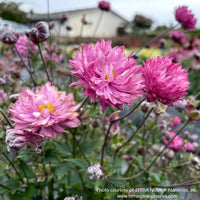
[133, 14, 153, 29]
[0, 1, 29, 24]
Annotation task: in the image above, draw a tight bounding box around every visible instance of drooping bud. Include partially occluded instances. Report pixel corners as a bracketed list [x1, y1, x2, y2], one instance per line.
[194, 52, 200, 62]
[5, 128, 44, 152]
[87, 163, 104, 179]
[26, 21, 49, 44]
[0, 31, 19, 45]
[61, 13, 68, 24]
[159, 38, 166, 49]
[49, 21, 55, 30]
[66, 25, 72, 31]
[130, 52, 138, 59]
[98, 0, 111, 11]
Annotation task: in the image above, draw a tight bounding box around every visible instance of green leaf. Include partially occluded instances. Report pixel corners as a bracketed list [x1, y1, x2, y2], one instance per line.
[55, 161, 70, 180]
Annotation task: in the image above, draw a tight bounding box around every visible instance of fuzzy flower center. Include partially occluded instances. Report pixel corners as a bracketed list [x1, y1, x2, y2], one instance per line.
[38, 102, 55, 113]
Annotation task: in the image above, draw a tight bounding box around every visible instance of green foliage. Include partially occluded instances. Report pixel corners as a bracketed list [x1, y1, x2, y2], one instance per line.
[0, 1, 29, 24]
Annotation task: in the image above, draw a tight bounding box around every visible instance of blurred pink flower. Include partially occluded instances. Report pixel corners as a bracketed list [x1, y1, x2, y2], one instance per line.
[172, 116, 181, 126]
[9, 82, 80, 139]
[184, 141, 194, 152]
[98, 0, 111, 11]
[142, 57, 189, 106]
[170, 30, 186, 45]
[15, 35, 37, 58]
[163, 131, 184, 152]
[69, 39, 144, 111]
[0, 89, 7, 104]
[5, 128, 44, 152]
[102, 111, 120, 136]
[175, 6, 197, 31]
[43, 42, 63, 64]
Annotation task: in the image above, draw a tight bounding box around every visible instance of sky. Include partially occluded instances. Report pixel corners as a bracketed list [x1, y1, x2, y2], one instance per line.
[1, 0, 200, 28]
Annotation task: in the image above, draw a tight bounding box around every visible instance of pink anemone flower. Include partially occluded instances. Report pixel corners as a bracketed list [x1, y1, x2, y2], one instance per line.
[175, 6, 197, 31]
[142, 56, 189, 106]
[69, 39, 144, 111]
[14, 35, 37, 58]
[9, 82, 80, 139]
[163, 131, 184, 152]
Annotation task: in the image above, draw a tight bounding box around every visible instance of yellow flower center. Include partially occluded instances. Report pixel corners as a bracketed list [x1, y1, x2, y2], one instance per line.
[38, 102, 55, 113]
[103, 69, 116, 80]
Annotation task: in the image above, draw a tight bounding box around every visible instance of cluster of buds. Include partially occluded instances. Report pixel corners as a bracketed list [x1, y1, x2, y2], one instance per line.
[25, 21, 49, 44]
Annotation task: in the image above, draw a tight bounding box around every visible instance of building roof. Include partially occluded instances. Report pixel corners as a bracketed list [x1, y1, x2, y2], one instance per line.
[29, 7, 129, 23]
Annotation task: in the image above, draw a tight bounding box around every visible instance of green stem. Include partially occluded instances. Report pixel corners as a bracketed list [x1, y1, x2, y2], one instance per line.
[2, 152, 24, 183]
[136, 24, 179, 55]
[77, 96, 89, 112]
[72, 132, 90, 165]
[146, 119, 190, 171]
[0, 108, 12, 128]
[101, 98, 145, 166]
[37, 44, 51, 83]
[93, 11, 104, 38]
[14, 45, 37, 87]
[113, 107, 153, 160]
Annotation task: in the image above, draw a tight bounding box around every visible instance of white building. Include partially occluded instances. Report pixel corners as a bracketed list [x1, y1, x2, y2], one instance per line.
[30, 7, 129, 38]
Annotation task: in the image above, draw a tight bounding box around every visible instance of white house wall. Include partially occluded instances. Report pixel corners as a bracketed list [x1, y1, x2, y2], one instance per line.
[50, 9, 127, 38]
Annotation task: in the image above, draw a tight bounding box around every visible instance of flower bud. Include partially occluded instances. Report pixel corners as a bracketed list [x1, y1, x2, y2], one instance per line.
[0, 31, 19, 45]
[159, 38, 166, 49]
[5, 129, 27, 152]
[98, 0, 111, 11]
[61, 13, 68, 24]
[66, 25, 72, 31]
[49, 21, 55, 30]
[130, 52, 138, 59]
[87, 163, 104, 179]
[194, 52, 200, 62]
[26, 21, 49, 44]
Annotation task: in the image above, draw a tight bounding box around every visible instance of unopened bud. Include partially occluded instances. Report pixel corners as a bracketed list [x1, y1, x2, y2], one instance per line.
[49, 21, 55, 30]
[0, 31, 19, 45]
[159, 38, 166, 49]
[87, 163, 104, 179]
[61, 13, 68, 24]
[66, 26, 72, 31]
[26, 21, 49, 44]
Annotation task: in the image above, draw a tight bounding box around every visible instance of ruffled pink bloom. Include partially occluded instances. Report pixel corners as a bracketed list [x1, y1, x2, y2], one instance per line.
[172, 116, 181, 126]
[163, 131, 184, 152]
[5, 128, 44, 152]
[184, 142, 194, 152]
[175, 6, 197, 31]
[98, 1, 111, 11]
[170, 30, 186, 45]
[43, 42, 63, 64]
[69, 39, 144, 111]
[142, 57, 189, 106]
[14, 36, 37, 58]
[9, 82, 80, 139]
